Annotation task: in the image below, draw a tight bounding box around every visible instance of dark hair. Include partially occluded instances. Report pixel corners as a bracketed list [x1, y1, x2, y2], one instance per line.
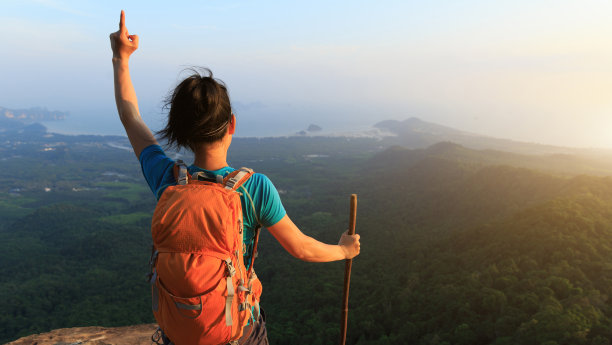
[158, 68, 232, 151]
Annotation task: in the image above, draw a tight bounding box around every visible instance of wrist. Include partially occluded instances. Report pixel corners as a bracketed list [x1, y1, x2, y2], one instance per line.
[340, 244, 349, 259]
[112, 56, 129, 65]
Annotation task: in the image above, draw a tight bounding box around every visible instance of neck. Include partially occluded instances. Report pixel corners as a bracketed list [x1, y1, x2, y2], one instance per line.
[193, 143, 229, 171]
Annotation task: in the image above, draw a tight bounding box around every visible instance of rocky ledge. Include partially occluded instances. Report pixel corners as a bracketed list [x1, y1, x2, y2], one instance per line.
[7, 324, 158, 345]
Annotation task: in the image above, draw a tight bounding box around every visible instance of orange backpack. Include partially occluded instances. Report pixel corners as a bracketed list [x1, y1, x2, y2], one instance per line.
[148, 161, 263, 345]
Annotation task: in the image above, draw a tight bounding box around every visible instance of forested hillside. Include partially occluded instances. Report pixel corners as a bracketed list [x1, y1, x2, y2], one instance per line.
[342, 149, 612, 344]
[3, 127, 612, 344]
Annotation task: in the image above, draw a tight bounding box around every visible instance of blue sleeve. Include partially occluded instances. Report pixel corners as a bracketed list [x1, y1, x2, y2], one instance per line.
[139, 145, 176, 199]
[248, 173, 286, 228]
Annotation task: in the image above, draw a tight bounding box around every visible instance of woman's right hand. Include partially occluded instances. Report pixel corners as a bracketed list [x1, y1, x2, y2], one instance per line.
[339, 230, 361, 259]
[109, 10, 139, 61]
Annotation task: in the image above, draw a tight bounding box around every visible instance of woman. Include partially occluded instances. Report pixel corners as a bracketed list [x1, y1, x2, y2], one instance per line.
[110, 10, 360, 345]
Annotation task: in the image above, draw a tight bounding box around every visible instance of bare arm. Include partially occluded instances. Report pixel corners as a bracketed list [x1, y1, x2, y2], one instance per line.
[110, 10, 157, 158]
[267, 215, 361, 262]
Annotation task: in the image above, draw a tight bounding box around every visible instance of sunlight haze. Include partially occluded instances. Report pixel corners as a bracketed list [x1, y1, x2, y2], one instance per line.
[1, 0, 611, 147]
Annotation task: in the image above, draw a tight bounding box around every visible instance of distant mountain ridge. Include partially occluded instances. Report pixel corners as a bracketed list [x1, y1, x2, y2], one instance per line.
[2, 108, 611, 163]
[1, 106, 67, 122]
[374, 117, 593, 155]
[370, 141, 612, 176]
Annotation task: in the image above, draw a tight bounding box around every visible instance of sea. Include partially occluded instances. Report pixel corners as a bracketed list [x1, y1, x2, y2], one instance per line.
[39, 110, 382, 139]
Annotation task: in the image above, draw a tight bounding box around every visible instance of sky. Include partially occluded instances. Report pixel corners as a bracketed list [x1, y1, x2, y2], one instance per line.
[1, 0, 612, 148]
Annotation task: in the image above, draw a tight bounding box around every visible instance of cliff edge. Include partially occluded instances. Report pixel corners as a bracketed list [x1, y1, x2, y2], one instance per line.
[7, 324, 158, 345]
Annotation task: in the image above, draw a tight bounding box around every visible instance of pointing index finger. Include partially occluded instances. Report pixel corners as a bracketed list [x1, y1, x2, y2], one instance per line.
[119, 10, 125, 31]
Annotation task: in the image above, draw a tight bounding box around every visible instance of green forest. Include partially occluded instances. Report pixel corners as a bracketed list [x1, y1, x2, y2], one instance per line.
[3, 126, 612, 345]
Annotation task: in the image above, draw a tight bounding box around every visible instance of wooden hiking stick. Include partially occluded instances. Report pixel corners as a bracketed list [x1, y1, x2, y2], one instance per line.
[340, 194, 357, 345]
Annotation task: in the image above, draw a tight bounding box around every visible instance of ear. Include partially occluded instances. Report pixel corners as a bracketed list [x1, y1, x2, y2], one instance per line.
[228, 113, 236, 135]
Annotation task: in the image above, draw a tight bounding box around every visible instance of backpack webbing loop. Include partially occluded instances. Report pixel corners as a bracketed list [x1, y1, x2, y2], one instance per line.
[225, 258, 236, 326]
[147, 246, 159, 283]
[253, 300, 261, 323]
[151, 271, 159, 312]
[173, 160, 189, 185]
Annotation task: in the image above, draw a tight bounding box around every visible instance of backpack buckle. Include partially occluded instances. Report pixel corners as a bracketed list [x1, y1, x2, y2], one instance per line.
[239, 302, 251, 311]
[224, 258, 236, 277]
[225, 176, 240, 190]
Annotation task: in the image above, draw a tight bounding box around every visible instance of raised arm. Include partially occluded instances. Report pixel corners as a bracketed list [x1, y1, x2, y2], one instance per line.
[109, 10, 158, 158]
[267, 215, 361, 262]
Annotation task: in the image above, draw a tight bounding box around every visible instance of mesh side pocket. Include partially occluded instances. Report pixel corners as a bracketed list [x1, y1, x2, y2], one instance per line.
[154, 276, 232, 345]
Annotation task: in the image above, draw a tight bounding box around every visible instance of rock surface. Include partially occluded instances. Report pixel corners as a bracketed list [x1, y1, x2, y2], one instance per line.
[7, 324, 158, 345]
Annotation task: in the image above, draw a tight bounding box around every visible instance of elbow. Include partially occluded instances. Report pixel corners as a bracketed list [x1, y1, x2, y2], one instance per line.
[291, 247, 308, 261]
[118, 100, 140, 122]
[118, 111, 136, 126]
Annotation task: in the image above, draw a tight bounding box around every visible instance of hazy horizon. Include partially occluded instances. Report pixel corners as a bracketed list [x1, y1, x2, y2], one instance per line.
[2, 1, 612, 148]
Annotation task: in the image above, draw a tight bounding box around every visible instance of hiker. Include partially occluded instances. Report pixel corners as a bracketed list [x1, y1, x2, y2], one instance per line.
[110, 10, 361, 345]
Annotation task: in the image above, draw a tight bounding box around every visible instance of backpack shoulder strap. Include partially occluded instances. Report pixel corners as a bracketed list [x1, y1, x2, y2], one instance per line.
[172, 160, 190, 185]
[227, 168, 262, 232]
[223, 167, 254, 191]
[247, 224, 261, 277]
[224, 168, 263, 275]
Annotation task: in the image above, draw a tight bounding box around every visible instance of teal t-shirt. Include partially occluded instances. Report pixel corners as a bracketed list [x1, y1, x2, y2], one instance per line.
[139, 144, 286, 266]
